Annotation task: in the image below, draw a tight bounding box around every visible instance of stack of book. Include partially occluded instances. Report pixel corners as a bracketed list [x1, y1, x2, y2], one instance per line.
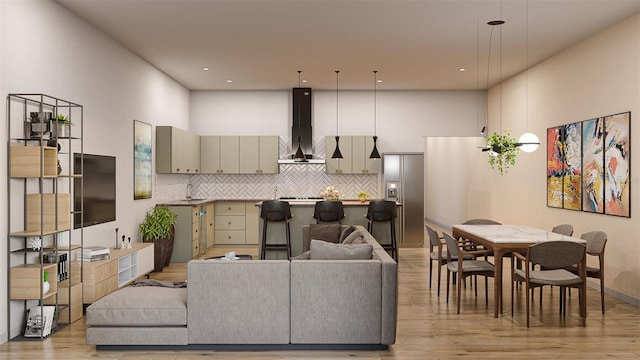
[81, 246, 110, 262]
[42, 252, 68, 281]
[24, 305, 56, 338]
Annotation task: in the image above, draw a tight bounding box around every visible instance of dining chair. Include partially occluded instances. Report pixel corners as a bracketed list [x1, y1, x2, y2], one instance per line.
[443, 232, 494, 314]
[567, 231, 607, 314]
[551, 224, 574, 236]
[462, 219, 502, 225]
[427, 225, 474, 297]
[511, 241, 586, 327]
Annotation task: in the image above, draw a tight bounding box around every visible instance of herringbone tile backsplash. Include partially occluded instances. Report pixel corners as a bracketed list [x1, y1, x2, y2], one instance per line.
[155, 137, 379, 202]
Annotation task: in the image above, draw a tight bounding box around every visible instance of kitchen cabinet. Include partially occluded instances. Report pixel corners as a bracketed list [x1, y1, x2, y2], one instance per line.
[213, 201, 259, 245]
[168, 205, 204, 262]
[156, 126, 201, 174]
[351, 136, 379, 174]
[7, 94, 84, 339]
[239, 136, 279, 174]
[325, 136, 379, 174]
[205, 203, 215, 249]
[200, 136, 240, 174]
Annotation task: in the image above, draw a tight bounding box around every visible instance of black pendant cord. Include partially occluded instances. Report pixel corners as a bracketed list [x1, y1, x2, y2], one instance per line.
[331, 70, 343, 159]
[369, 70, 381, 159]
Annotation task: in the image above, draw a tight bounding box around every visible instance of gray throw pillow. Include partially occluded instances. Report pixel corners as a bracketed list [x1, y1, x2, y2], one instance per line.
[310, 239, 373, 260]
[339, 225, 358, 242]
[341, 229, 366, 245]
[309, 224, 342, 244]
[291, 250, 311, 260]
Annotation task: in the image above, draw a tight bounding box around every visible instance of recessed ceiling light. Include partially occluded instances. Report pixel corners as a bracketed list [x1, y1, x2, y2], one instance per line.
[302, 79, 308, 83]
[203, 67, 210, 71]
[459, 68, 466, 72]
[226, 79, 233, 83]
[376, 79, 383, 83]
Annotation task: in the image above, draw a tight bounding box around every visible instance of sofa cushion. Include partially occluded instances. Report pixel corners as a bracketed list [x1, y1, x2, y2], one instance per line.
[341, 229, 366, 245]
[339, 225, 358, 242]
[309, 224, 342, 243]
[291, 250, 311, 260]
[310, 239, 373, 260]
[86, 286, 187, 326]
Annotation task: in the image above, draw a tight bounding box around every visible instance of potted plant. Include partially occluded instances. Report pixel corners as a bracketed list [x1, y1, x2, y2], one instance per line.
[53, 114, 72, 138]
[485, 130, 519, 175]
[357, 190, 370, 203]
[139, 205, 177, 272]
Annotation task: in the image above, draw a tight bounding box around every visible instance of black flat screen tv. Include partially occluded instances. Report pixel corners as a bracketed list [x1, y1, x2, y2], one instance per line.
[73, 153, 116, 229]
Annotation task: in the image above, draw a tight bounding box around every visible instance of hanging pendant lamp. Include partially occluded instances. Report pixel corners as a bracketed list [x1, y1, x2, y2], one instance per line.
[369, 70, 381, 159]
[293, 70, 307, 161]
[331, 70, 343, 159]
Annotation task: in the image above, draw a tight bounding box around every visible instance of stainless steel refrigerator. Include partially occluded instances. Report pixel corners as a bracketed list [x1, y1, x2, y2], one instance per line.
[382, 153, 424, 247]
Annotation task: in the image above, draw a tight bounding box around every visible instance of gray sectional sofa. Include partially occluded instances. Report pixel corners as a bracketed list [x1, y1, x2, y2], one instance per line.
[85, 225, 397, 350]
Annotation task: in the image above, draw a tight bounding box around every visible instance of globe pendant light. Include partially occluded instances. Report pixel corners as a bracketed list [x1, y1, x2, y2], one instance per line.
[369, 70, 381, 159]
[293, 70, 307, 161]
[331, 70, 343, 159]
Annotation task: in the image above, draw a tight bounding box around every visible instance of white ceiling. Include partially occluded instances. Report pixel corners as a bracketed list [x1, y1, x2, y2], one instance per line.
[56, 0, 640, 91]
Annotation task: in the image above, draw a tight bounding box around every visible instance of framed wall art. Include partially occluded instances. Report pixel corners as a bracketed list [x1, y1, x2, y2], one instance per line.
[134, 120, 152, 200]
[547, 126, 564, 209]
[603, 111, 630, 217]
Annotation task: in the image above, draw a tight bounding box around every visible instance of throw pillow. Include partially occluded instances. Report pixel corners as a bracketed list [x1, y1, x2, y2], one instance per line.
[291, 250, 311, 260]
[341, 229, 366, 245]
[309, 224, 342, 244]
[339, 225, 358, 242]
[310, 239, 373, 260]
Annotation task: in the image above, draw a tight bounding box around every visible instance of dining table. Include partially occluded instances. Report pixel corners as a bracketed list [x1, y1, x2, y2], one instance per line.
[451, 224, 586, 318]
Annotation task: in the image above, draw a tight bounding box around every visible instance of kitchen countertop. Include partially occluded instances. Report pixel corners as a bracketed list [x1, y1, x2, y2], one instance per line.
[254, 199, 402, 206]
[160, 198, 268, 206]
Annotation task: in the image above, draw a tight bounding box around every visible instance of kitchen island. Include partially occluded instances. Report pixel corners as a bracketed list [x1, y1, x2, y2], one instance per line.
[255, 199, 402, 258]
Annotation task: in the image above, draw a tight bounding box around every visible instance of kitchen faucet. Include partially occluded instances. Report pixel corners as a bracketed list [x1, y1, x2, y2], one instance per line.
[186, 183, 193, 200]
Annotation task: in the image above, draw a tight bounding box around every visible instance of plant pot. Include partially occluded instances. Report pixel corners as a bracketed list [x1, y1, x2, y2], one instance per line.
[359, 198, 367, 203]
[42, 280, 50, 296]
[55, 123, 70, 138]
[143, 226, 175, 272]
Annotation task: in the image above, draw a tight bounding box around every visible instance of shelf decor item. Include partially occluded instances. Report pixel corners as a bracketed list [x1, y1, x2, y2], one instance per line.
[53, 113, 71, 138]
[485, 130, 519, 175]
[42, 271, 50, 296]
[140, 205, 177, 272]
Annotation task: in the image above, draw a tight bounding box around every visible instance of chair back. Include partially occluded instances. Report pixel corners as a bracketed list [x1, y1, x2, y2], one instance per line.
[313, 201, 345, 222]
[462, 218, 501, 225]
[528, 241, 585, 269]
[366, 200, 397, 222]
[425, 225, 440, 249]
[260, 200, 292, 222]
[442, 232, 459, 261]
[580, 231, 607, 255]
[551, 224, 574, 236]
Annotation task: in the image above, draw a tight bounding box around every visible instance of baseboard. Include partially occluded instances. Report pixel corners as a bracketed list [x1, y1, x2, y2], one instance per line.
[96, 343, 388, 351]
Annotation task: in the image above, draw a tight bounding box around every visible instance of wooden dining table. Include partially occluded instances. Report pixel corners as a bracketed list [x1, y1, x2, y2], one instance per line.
[451, 224, 586, 318]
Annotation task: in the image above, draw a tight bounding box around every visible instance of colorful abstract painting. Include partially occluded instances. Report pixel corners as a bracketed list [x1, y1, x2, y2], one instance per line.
[581, 118, 604, 213]
[603, 112, 630, 217]
[547, 126, 564, 208]
[563, 122, 582, 210]
[134, 120, 152, 200]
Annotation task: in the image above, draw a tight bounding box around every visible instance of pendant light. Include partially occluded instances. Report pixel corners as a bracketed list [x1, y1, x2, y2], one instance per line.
[331, 70, 343, 159]
[369, 70, 381, 159]
[517, 0, 540, 153]
[293, 70, 307, 161]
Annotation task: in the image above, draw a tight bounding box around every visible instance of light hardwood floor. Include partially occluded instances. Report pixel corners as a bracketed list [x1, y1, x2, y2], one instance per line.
[1, 245, 639, 359]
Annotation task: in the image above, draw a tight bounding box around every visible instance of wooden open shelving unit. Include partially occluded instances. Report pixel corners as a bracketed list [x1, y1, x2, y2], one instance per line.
[6, 94, 84, 340]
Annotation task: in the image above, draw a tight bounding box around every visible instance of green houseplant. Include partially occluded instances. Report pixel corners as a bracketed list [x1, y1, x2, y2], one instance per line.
[140, 205, 177, 272]
[357, 190, 370, 203]
[485, 130, 519, 175]
[53, 114, 72, 138]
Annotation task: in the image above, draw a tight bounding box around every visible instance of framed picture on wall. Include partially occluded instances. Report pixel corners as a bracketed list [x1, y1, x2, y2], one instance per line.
[134, 120, 152, 200]
[603, 111, 630, 217]
[562, 122, 582, 211]
[581, 117, 605, 214]
[547, 126, 564, 209]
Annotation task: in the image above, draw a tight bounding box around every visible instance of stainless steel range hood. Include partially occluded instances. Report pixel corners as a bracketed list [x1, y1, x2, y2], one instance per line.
[279, 87, 325, 164]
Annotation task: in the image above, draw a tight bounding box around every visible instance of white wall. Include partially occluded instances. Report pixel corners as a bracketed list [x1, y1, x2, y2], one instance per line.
[0, 0, 189, 341]
[434, 13, 640, 302]
[190, 89, 486, 153]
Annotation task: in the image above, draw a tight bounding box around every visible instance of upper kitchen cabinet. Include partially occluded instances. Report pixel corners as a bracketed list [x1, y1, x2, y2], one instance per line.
[352, 136, 379, 174]
[239, 136, 279, 174]
[200, 136, 240, 174]
[326, 136, 379, 174]
[156, 126, 201, 174]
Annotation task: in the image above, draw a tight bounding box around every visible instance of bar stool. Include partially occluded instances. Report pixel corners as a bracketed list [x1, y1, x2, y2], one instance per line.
[365, 200, 398, 261]
[259, 200, 292, 259]
[312, 201, 345, 224]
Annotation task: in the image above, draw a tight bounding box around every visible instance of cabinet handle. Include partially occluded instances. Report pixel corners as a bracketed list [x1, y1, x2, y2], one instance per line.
[228, 236, 231, 239]
[228, 207, 231, 211]
[187, 169, 190, 172]
[176, 168, 180, 171]
[228, 221, 232, 225]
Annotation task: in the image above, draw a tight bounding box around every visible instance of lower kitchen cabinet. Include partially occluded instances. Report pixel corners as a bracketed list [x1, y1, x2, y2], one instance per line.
[214, 201, 259, 245]
[168, 205, 203, 262]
